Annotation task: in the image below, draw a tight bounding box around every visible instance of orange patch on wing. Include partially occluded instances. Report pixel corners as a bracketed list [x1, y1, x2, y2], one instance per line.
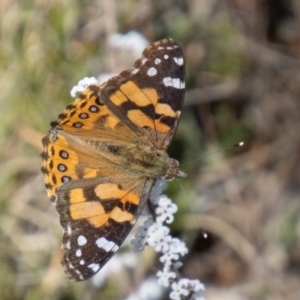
[52, 135, 78, 167]
[110, 207, 134, 223]
[154, 119, 171, 133]
[88, 214, 110, 228]
[119, 81, 158, 107]
[127, 109, 154, 129]
[70, 201, 105, 220]
[69, 188, 85, 204]
[141, 88, 158, 106]
[94, 183, 139, 205]
[95, 183, 126, 200]
[155, 103, 176, 117]
[110, 90, 128, 106]
[106, 115, 120, 129]
[121, 192, 140, 206]
[43, 174, 55, 198]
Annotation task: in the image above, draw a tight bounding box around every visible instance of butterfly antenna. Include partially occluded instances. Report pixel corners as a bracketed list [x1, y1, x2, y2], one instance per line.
[181, 141, 244, 166]
[177, 141, 244, 237]
[176, 179, 208, 239]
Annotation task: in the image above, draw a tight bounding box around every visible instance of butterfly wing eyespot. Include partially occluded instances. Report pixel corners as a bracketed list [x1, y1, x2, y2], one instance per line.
[41, 38, 185, 281]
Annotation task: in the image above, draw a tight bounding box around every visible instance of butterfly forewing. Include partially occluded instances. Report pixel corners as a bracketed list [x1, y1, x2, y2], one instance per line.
[102, 38, 185, 149]
[41, 38, 185, 281]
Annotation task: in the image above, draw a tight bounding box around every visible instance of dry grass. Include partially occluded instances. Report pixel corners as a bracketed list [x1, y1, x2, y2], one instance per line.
[1, 0, 300, 299]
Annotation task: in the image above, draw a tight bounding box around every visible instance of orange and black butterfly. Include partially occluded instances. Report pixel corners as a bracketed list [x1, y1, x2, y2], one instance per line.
[41, 38, 186, 281]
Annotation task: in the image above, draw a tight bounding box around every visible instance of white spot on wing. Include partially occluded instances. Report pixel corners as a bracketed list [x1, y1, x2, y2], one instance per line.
[173, 57, 184, 66]
[69, 263, 74, 269]
[141, 58, 147, 65]
[88, 263, 100, 273]
[167, 46, 173, 50]
[147, 67, 157, 76]
[163, 77, 185, 89]
[77, 235, 87, 246]
[132, 68, 139, 74]
[96, 237, 119, 252]
[67, 225, 72, 235]
[164, 54, 169, 59]
[75, 270, 81, 274]
[76, 249, 82, 257]
[155, 58, 161, 64]
[65, 240, 71, 249]
[80, 260, 85, 265]
[158, 46, 164, 50]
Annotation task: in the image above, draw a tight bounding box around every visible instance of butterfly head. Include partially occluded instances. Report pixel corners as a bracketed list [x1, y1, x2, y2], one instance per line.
[165, 158, 187, 180]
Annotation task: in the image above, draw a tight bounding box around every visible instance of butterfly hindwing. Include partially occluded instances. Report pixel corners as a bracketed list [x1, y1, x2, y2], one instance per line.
[57, 176, 153, 281]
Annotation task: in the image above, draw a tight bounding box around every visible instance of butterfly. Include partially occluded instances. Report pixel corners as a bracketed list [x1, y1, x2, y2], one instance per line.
[41, 38, 186, 281]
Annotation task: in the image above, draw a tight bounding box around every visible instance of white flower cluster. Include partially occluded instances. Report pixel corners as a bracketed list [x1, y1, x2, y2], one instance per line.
[131, 179, 205, 300]
[170, 279, 205, 300]
[70, 77, 98, 97]
[107, 31, 149, 57]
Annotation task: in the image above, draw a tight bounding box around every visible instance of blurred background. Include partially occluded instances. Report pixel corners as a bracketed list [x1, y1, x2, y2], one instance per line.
[1, 0, 300, 299]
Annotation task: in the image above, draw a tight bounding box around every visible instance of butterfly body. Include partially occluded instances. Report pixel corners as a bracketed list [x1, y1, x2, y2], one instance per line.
[41, 38, 185, 281]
